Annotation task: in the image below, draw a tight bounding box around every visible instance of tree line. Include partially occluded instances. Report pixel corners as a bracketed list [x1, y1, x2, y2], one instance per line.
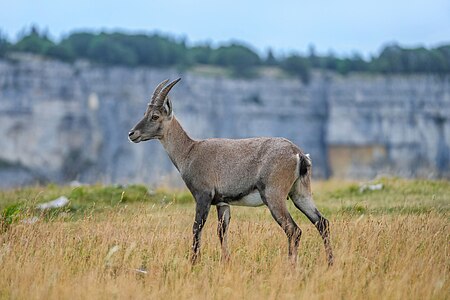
[0, 27, 449, 82]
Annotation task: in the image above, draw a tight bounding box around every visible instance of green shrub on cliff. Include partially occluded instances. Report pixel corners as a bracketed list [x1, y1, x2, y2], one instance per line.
[2, 26, 449, 78]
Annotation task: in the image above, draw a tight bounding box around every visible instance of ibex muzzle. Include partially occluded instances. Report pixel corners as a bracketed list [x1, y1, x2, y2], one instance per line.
[129, 78, 334, 266]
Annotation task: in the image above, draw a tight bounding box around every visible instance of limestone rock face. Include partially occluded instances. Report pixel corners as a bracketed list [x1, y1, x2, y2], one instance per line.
[0, 55, 449, 187]
[327, 75, 450, 178]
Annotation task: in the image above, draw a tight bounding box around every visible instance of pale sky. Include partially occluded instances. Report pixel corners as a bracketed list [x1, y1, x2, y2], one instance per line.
[0, 0, 449, 57]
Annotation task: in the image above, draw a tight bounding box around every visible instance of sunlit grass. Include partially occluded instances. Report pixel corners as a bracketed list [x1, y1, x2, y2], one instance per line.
[0, 179, 449, 299]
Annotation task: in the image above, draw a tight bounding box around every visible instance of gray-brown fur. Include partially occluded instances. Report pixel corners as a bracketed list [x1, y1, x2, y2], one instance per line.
[129, 78, 334, 266]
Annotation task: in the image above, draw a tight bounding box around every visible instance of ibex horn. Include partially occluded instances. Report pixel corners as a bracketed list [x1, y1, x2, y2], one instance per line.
[150, 79, 169, 105]
[155, 78, 181, 107]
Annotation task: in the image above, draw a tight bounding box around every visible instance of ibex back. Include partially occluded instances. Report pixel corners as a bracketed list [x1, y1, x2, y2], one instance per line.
[129, 78, 334, 266]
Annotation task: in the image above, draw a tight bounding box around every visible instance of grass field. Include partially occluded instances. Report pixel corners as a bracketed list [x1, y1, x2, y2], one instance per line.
[0, 178, 449, 299]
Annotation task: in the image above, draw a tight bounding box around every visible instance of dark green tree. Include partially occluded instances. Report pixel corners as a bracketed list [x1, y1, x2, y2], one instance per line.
[265, 48, 277, 66]
[323, 51, 338, 71]
[348, 53, 368, 72]
[60, 32, 96, 58]
[45, 44, 74, 61]
[86, 34, 137, 66]
[282, 55, 311, 83]
[210, 44, 260, 76]
[308, 44, 320, 68]
[0, 32, 9, 57]
[13, 26, 54, 54]
[188, 44, 213, 65]
[372, 44, 405, 73]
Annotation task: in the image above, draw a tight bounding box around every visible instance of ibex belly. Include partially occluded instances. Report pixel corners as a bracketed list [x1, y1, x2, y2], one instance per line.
[228, 190, 264, 207]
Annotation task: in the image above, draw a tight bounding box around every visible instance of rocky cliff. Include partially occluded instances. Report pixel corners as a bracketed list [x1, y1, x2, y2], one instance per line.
[0, 55, 449, 187]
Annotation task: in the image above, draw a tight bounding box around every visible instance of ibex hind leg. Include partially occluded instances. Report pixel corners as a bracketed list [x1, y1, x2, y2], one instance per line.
[289, 178, 334, 266]
[260, 187, 302, 266]
[216, 204, 231, 262]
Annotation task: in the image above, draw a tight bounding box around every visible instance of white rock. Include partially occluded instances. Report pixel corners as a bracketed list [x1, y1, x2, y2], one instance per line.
[21, 216, 39, 224]
[36, 196, 69, 210]
[69, 180, 83, 187]
[359, 183, 383, 193]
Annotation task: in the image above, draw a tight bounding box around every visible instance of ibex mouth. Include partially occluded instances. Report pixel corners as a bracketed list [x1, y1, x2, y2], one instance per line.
[129, 136, 141, 143]
[128, 135, 157, 143]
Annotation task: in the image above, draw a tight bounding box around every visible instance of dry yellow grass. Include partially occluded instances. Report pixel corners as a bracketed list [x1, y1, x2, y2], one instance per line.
[0, 179, 449, 299]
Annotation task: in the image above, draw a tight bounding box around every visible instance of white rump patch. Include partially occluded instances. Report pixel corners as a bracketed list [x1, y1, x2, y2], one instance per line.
[231, 190, 264, 207]
[305, 153, 311, 164]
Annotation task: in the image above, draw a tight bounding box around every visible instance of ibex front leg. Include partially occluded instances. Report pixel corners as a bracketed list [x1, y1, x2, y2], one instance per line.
[191, 196, 211, 264]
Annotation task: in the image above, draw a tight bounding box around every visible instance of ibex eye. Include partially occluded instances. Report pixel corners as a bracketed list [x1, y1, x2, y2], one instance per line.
[151, 115, 159, 121]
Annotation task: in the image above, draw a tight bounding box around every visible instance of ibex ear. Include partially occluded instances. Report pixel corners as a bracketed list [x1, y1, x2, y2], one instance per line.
[164, 96, 173, 118]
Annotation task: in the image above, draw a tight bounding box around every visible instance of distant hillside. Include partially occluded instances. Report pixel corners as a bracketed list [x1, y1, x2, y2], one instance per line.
[1, 26, 449, 83]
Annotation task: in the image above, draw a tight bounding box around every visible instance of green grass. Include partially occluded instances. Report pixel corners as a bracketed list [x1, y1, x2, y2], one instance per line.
[0, 183, 195, 227]
[316, 178, 449, 215]
[0, 178, 448, 227]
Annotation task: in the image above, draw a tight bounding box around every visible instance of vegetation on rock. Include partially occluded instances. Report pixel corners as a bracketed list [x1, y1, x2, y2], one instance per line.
[1, 26, 449, 82]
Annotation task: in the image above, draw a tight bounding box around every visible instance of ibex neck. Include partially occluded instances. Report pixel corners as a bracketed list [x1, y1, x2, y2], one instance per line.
[159, 116, 195, 172]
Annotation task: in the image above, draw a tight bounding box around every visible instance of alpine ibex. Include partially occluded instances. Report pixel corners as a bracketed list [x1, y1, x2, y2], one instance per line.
[129, 78, 334, 266]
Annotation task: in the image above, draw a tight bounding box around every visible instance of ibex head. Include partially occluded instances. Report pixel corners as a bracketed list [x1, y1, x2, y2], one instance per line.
[128, 78, 181, 143]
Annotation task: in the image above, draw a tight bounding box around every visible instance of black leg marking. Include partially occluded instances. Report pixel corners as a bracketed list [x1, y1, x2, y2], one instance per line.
[191, 197, 211, 264]
[315, 215, 334, 266]
[217, 204, 231, 262]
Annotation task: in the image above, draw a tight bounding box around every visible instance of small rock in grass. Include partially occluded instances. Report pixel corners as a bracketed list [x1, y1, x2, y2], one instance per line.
[36, 196, 70, 210]
[359, 183, 383, 193]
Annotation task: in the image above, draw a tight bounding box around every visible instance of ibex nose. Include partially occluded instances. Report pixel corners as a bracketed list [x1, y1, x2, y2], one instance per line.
[128, 130, 141, 143]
